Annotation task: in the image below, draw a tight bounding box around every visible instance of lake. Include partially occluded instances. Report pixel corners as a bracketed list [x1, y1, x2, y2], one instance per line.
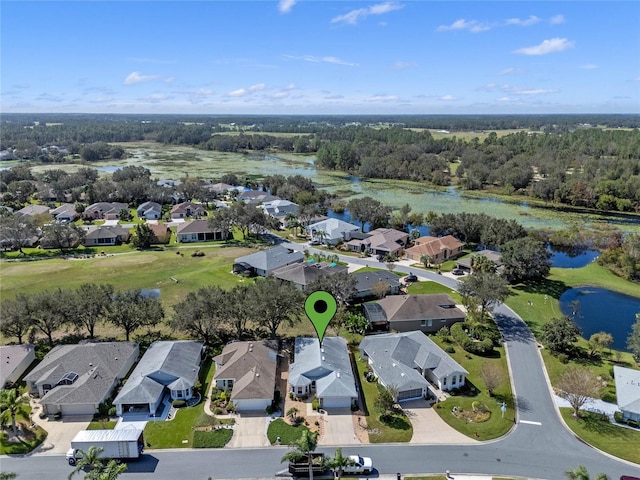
[559, 287, 640, 351]
[548, 245, 600, 269]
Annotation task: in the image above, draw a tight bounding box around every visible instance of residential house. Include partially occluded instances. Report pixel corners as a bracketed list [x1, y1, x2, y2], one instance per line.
[359, 331, 468, 400]
[405, 235, 464, 264]
[236, 189, 280, 205]
[157, 179, 182, 189]
[82, 225, 131, 247]
[362, 294, 465, 333]
[614, 366, 640, 422]
[456, 250, 504, 273]
[346, 228, 409, 257]
[306, 218, 362, 246]
[233, 245, 304, 277]
[170, 202, 207, 219]
[213, 340, 278, 411]
[271, 261, 348, 290]
[24, 342, 138, 416]
[17, 204, 50, 217]
[114, 341, 204, 417]
[0, 344, 36, 388]
[351, 270, 403, 301]
[148, 223, 172, 244]
[84, 202, 129, 220]
[176, 219, 228, 243]
[260, 199, 299, 229]
[288, 337, 357, 409]
[136, 201, 163, 220]
[50, 203, 78, 223]
[203, 182, 234, 195]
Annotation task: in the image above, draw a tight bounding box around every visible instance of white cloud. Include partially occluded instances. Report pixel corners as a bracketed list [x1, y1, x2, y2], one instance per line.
[390, 61, 417, 70]
[365, 94, 399, 102]
[248, 83, 265, 92]
[138, 94, 174, 103]
[506, 15, 540, 26]
[550, 14, 565, 24]
[164, 77, 176, 84]
[37, 93, 64, 102]
[440, 95, 459, 101]
[514, 38, 574, 55]
[272, 91, 290, 99]
[278, 0, 296, 13]
[331, 2, 403, 25]
[579, 64, 598, 70]
[497, 96, 514, 102]
[501, 85, 558, 95]
[324, 94, 344, 100]
[437, 19, 491, 33]
[477, 83, 498, 91]
[227, 83, 266, 97]
[282, 54, 358, 67]
[498, 67, 523, 75]
[124, 71, 161, 85]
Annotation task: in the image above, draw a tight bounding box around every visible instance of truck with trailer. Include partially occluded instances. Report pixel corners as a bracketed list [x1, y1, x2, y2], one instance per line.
[66, 428, 144, 466]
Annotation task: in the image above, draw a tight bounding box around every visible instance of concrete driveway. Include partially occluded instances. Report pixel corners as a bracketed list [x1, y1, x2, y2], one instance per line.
[402, 399, 477, 444]
[226, 413, 269, 448]
[318, 408, 360, 446]
[30, 400, 92, 455]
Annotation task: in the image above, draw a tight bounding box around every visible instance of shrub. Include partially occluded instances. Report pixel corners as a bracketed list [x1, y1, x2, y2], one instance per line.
[614, 411, 624, 423]
[108, 407, 117, 417]
[265, 405, 274, 415]
[214, 407, 222, 415]
[445, 345, 456, 354]
[311, 398, 320, 411]
[557, 354, 569, 364]
[628, 419, 639, 428]
[351, 402, 358, 412]
[53, 412, 62, 420]
[172, 400, 187, 408]
[191, 250, 205, 257]
[39, 412, 46, 419]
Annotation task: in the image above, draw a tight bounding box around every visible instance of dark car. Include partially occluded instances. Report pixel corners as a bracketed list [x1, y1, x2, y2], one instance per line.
[404, 273, 418, 283]
[452, 268, 465, 276]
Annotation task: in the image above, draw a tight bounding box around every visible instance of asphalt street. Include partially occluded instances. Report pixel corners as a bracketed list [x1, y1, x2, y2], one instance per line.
[3, 243, 640, 479]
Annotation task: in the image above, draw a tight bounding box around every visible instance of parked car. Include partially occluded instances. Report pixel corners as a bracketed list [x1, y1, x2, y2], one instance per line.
[452, 268, 465, 276]
[403, 273, 418, 283]
[343, 455, 373, 474]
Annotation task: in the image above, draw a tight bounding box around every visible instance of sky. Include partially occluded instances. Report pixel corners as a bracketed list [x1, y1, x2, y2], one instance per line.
[1, 1, 639, 115]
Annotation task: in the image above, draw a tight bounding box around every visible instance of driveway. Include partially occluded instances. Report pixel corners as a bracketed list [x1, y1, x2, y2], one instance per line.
[318, 408, 360, 445]
[226, 413, 269, 448]
[402, 399, 476, 444]
[30, 399, 92, 455]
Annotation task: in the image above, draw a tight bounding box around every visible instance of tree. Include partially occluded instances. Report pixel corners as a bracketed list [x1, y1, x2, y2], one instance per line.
[68, 446, 106, 479]
[541, 316, 581, 354]
[588, 331, 613, 357]
[248, 278, 304, 338]
[30, 289, 76, 346]
[0, 473, 18, 480]
[559, 367, 603, 417]
[171, 286, 227, 345]
[86, 460, 127, 480]
[74, 283, 114, 339]
[479, 363, 505, 396]
[326, 447, 355, 480]
[0, 213, 37, 254]
[501, 236, 551, 283]
[470, 255, 497, 274]
[419, 254, 433, 268]
[344, 312, 369, 335]
[0, 388, 29, 437]
[627, 313, 640, 363]
[41, 222, 86, 250]
[565, 465, 608, 480]
[286, 407, 299, 422]
[347, 196, 391, 231]
[280, 430, 320, 480]
[131, 223, 154, 249]
[106, 290, 164, 341]
[458, 272, 510, 314]
[371, 280, 390, 299]
[308, 272, 357, 306]
[0, 294, 33, 344]
[374, 385, 398, 418]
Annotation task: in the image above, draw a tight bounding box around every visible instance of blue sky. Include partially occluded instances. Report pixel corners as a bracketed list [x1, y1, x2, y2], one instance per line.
[2, 1, 639, 114]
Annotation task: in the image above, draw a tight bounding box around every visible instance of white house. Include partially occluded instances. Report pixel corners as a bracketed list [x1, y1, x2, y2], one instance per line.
[614, 365, 640, 422]
[0, 344, 36, 388]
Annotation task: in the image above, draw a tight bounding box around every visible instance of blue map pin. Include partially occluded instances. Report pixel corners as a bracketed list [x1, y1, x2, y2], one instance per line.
[305, 291, 337, 345]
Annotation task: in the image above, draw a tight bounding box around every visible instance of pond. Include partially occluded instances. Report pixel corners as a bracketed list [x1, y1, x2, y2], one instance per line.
[559, 287, 640, 351]
[548, 245, 600, 269]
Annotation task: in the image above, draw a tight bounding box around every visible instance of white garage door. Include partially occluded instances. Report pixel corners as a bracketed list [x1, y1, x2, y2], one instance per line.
[60, 403, 96, 416]
[320, 397, 351, 409]
[235, 398, 270, 412]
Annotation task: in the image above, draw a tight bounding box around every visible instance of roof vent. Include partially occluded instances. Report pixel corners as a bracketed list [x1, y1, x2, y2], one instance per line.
[256, 373, 260, 377]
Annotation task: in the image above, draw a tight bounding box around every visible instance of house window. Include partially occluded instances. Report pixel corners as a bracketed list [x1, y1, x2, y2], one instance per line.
[443, 377, 447, 386]
[421, 319, 427, 327]
[227, 380, 234, 388]
[297, 387, 303, 395]
[428, 319, 433, 327]
[177, 390, 183, 398]
[459, 375, 463, 384]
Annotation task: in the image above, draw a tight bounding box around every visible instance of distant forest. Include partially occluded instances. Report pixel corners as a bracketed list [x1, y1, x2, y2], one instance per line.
[1, 113, 639, 213]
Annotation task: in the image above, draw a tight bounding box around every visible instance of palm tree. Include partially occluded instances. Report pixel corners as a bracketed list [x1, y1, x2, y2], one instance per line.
[286, 406, 299, 423]
[86, 460, 127, 480]
[281, 430, 320, 480]
[419, 254, 432, 268]
[0, 388, 29, 437]
[68, 446, 106, 479]
[326, 447, 355, 480]
[0, 472, 18, 480]
[313, 229, 328, 245]
[565, 465, 608, 480]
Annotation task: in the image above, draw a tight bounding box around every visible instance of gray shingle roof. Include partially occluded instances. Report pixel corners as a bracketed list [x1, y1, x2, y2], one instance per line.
[271, 262, 348, 288]
[360, 331, 467, 391]
[353, 271, 402, 294]
[114, 341, 203, 406]
[614, 365, 640, 415]
[24, 342, 137, 405]
[306, 218, 360, 242]
[0, 344, 35, 387]
[234, 245, 304, 273]
[176, 219, 223, 234]
[289, 337, 357, 399]
[375, 294, 465, 322]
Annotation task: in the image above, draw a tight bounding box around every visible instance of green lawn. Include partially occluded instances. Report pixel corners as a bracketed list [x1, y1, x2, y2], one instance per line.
[560, 408, 640, 464]
[266, 418, 310, 445]
[144, 357, 233, 449]
[87, 419, 117, 430]
[353, 350, 413, 443]
[0, 405, 48, 455]
[407, 281, 462, 303]
[430, 339, 515, 440]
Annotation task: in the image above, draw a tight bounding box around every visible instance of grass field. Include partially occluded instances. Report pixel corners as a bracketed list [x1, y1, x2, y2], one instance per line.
[266, 418, 310, 445]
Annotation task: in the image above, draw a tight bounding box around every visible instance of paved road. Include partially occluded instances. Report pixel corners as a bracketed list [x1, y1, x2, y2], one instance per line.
[4, 241, 640, 479]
